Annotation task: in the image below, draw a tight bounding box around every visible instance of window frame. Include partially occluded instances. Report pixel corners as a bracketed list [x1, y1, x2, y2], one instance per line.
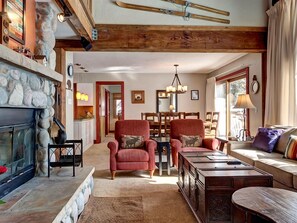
[216, 67, 250, 137]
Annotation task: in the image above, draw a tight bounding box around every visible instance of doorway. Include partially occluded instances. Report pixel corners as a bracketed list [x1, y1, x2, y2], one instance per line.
[95, 81, 124, 143]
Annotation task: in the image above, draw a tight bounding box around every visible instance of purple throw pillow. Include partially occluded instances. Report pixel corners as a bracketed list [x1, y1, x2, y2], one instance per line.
[252, 128, 284, 153]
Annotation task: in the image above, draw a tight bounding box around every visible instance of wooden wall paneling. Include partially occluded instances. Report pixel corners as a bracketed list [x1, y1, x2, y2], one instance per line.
[54, 48, 66, 126]
[55, 25, 267, 53]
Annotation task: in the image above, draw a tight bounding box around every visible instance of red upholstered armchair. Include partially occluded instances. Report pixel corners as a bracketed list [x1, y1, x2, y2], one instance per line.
[107, 120, 157, 179]
[170, 119, 223, 167]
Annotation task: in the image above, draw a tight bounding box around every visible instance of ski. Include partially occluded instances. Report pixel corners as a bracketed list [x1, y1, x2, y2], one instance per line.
[116, 1, 230, 24]
[161, 0, 230, 16]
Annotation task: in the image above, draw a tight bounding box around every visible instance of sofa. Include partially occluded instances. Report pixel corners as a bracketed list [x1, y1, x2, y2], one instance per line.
[227, 127, 297, 191]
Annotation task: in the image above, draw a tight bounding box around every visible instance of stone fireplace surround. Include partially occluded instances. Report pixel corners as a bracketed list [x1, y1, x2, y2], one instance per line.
[0, 45, 94, 222]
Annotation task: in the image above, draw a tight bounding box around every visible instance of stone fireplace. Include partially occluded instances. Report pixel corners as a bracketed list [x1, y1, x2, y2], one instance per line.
[0, 45, 94, 223]
[0, 44, 61, 198]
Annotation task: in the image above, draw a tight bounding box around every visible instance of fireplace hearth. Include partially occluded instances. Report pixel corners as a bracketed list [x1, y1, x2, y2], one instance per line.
[0, 108, 37, 198]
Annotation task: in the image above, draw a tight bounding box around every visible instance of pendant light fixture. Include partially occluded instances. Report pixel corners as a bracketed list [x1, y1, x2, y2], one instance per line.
[166, 64, 188, 94]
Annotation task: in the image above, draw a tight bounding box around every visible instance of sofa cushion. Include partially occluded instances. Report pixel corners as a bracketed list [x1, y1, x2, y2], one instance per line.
[284, 135, 297, 160]
[252, 127, 284, 153]
[180, 134, 202, 147]
[275, 127, 297, 154]
[255, 158, 297, 188]
[121, 135, 144, 149]
[117, 149, 149, 162]
[230, 148, 283, 166]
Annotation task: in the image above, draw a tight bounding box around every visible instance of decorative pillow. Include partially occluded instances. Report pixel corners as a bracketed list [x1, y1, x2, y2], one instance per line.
[121, 135, 144, 148]
[252, 127, 284, 153]
[180, 134, 202, 148]
[284, 135, 297, 160]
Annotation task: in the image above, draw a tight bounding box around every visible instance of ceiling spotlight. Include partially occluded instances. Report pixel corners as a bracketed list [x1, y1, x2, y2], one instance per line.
[75, 63, 81, 66]
[80, 67, 85, 70]
[57, 12, 72, 23]
[84, 70, 88, 73]
[57, 5, 72, 23]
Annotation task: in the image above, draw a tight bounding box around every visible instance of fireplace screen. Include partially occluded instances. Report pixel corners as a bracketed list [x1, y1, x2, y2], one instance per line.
[0, 124, 35, 181]
[0, 108, 36, 198]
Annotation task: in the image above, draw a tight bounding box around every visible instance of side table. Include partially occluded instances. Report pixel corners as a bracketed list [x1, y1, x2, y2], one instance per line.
[232, 187, 297, 223]
[151, 137, 171, 176]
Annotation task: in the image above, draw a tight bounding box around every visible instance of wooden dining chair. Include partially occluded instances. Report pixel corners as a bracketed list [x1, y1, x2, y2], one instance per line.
[204, 111, 213, 132]
[205, 112, 220, 138]
[142, 112, 160, 137]
[164, 112, 180, 136]
[184, 112, 200, 119]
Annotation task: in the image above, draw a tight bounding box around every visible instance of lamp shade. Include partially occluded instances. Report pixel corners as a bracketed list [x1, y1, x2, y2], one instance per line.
[233, 94, 256, 109]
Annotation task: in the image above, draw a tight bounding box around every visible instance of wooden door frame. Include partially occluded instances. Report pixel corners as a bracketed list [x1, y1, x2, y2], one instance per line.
[105, 89, 110, 136]
[95, 81, 124, 143]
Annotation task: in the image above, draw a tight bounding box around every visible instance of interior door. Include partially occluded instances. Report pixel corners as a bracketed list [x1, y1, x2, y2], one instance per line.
[105, 89, 110, 136]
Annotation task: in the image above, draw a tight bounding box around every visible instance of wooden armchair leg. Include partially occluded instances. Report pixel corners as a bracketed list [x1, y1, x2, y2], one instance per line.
[111, 171, 116, 180]
[149, 170, 154, 178]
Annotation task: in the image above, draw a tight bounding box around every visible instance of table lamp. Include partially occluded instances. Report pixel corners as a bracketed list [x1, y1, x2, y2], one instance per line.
[233, 94, 256, 141]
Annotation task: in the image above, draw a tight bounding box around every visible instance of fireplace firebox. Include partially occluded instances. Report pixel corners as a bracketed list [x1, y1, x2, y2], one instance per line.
[0, 108, 37, 198]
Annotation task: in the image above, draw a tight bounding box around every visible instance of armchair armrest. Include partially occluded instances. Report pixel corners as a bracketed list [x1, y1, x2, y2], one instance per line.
[202, 138, 220, 150]
[145, 139, 157, 171]
[171, 138, 182, 152]
[107, 140, 119, 154]
[107, 140, 119, 171]
[144, 139, 157, 154]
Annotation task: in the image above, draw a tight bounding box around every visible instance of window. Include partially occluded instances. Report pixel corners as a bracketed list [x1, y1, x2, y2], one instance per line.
[215, 68, 249, 138]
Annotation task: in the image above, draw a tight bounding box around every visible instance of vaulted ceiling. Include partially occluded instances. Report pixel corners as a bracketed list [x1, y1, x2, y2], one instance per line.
[52, 0, 270, 74]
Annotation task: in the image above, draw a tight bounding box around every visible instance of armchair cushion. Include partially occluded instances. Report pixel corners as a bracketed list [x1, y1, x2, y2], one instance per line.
[117, 149, 149, 162]
[180, 134, 202, 147]
[121, 135, 144, 149]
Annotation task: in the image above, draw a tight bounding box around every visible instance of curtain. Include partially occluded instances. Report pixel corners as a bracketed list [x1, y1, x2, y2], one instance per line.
[205, 77, 216, 112]
[265, 0, 297, 126]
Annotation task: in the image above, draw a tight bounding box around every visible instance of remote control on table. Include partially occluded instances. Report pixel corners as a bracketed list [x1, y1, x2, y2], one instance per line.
[227, 160, 241, 165]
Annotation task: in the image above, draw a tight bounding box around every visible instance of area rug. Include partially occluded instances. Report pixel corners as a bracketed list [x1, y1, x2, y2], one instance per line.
[78, 196, 144, 223]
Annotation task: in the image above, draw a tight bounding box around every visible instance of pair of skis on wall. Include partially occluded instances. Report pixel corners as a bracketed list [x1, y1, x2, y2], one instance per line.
[116, 0, 230, 24]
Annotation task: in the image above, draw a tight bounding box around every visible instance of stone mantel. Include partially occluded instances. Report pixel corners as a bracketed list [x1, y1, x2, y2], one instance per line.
[0, 44, 62, 82]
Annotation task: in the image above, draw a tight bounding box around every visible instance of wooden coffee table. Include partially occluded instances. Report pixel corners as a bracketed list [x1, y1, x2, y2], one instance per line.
[232, 187, 297, 223]
[177, 151, 273, 223]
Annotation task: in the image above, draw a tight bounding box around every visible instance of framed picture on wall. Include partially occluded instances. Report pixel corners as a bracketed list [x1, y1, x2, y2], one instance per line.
[3, 0, 26, 44]
[131, 90, 145, 104]
[191, 90, 199, 100]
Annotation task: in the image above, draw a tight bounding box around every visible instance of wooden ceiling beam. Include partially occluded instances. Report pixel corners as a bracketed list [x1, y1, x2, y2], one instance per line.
[55, 25, 267, 53]
[54, 0, 95, 41]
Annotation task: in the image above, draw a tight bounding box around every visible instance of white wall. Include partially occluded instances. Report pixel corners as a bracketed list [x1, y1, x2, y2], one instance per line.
[74, 72, 208, 139]
[75, 72, 207, 117]
[65, 52, 74, 139]
[208, 53, 263, 136]
[94, 0, 269, 27]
